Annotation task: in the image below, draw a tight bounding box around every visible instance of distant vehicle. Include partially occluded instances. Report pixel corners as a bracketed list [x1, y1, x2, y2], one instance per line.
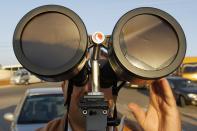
[174, 57, 197, 82]
[124, 81, 147, 89]
[4, 88, 65, 131]
[181, 64, 197, 82]
[166, 76, 197, 107]
[10, 69, 30, 85]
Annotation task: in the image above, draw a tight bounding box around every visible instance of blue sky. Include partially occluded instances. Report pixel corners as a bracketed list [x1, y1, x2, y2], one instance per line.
[0, 0, 196, 66]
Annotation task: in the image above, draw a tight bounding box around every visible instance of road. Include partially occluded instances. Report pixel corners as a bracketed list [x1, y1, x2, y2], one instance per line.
[0, 83, 197, 131]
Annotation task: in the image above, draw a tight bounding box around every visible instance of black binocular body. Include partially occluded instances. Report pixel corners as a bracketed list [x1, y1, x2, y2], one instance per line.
[13, 5, 186, 87]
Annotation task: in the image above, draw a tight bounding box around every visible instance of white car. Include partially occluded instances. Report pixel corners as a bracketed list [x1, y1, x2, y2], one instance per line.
[4, 88, 65, 131]
[10, 69, 30, 85]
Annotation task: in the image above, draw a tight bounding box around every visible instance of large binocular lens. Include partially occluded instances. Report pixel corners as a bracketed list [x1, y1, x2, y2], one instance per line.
[13, 5, 88, 81]
[109, 7, 186, 81]
[13, 5, 186, 83]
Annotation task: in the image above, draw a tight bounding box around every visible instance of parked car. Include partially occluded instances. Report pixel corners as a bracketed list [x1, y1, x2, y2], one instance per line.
[166, 76, 197, 107]
[10, 69, 30, 85]
[124, 81, 147, 89]
[4, 88, 65, 131]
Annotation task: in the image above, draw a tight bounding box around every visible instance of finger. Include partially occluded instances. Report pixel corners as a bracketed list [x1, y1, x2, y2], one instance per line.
[158, 79, 174, 98]
[153, 78, 176, 106]
[128, 103, 145, 126]
[159, 78, 176, 105]
[151, 80, 165, 102]
[149, 81, 160, 107]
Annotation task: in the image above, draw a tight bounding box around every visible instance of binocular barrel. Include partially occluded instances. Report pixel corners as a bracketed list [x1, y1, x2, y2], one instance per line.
[13, 5, 88, 81]
[108, 7, 186, 81]
[13, 5, 186, 82]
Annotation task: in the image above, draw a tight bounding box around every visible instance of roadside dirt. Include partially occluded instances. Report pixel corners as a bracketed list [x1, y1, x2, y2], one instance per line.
[0, 79, 10, 86]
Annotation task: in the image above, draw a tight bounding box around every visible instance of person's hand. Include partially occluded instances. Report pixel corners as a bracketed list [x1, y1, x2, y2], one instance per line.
[128, 78, 181, 131]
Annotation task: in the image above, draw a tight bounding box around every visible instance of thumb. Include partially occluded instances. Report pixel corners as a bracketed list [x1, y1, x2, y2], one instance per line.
[128, 103, 146, 126]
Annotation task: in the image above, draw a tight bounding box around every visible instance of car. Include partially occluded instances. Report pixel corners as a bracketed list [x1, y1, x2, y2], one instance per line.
[124, 81, 147, 89]
[4, 87, 65, 131]
[10, 69, 30, 85]
[166, 76, 197, 107]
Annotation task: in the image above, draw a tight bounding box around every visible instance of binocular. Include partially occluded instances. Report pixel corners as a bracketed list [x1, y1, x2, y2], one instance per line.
[13, 5, 186, 85]
[13, 5, 186, 131]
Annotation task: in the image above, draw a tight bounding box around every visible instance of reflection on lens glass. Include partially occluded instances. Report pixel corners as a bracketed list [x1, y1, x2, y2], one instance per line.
[21, 12, 80, 69]
[120, 14, 178, 71]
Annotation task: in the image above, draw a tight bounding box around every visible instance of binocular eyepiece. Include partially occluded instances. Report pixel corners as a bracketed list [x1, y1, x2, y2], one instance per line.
[13, 5, 186, 87]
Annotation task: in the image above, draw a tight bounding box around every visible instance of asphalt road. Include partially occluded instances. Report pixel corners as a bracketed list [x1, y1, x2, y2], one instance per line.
[0, 83, 197, 131]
